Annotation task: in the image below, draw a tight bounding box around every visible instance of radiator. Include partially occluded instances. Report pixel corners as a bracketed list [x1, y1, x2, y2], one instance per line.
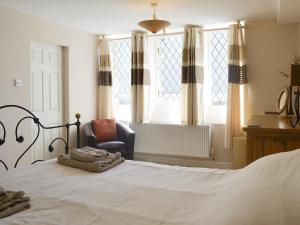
[130, 123, 211, 158]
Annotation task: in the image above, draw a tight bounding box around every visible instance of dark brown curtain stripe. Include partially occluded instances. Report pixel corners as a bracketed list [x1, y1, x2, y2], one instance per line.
[98, 71, 112, 86]
[131, 69, 150, 85]
[228, 65, 247, 84]
[131, 69, 144, 85]
[182, 66, 203, 84]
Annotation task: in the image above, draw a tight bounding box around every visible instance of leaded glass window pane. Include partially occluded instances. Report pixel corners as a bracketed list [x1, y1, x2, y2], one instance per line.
[207, 30, 228, 105]
[158, 35, 183, 101]
[110, 39, 131, 105]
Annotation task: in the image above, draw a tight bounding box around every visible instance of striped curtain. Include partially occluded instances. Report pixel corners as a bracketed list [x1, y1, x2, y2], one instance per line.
[131, 32, 150, 123]
[225, 23, 249, 148]
[97, 36, 114, 119]
[181, 26, 204, 125]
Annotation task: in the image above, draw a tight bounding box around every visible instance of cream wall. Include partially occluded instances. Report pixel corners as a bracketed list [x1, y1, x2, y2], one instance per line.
[0, 7, 97, 169]
[246, 20, 299, 115]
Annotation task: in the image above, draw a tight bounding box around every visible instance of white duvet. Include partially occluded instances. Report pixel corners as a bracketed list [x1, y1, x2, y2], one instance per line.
[0, 150, 300, 225]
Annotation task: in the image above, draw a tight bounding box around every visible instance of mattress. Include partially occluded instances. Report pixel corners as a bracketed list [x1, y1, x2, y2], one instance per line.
[0, 150, 300, 225]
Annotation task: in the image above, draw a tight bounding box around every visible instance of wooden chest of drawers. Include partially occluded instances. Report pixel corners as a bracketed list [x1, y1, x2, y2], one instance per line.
[243, 115, 300, 165]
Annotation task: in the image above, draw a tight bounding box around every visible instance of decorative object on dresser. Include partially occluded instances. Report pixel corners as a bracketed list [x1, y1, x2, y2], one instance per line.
[279, 56, 300, 118]
[277, 88, 289, 114]
[83, 121, 135, 159]
[243, 115, 300, 165]
[265, 88, 289, 115]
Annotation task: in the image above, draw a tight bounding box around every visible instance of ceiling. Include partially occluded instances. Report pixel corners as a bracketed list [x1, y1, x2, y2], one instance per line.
[0, 0, 298, 35]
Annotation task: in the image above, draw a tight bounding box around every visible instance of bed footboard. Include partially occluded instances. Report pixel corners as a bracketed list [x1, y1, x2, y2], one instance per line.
[0, 105, 81, 170]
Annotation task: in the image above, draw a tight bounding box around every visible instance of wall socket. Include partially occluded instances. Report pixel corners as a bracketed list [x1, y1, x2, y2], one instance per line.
[14, 79, 22, 87]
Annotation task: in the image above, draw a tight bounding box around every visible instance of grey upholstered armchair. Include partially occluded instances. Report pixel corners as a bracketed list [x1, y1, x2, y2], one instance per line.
[83, 122, 135, 160]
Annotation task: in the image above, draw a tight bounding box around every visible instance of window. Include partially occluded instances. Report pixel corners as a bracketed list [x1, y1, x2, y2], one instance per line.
[204, 29, 228, 124]
[149, 34, 183, 124]
[158, 35, 183, 102]
[109, 29, 228, 124]
[109, 39, 131, 121]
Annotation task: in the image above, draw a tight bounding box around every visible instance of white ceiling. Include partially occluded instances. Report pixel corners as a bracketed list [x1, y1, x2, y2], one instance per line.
[0, 0, 298, 35]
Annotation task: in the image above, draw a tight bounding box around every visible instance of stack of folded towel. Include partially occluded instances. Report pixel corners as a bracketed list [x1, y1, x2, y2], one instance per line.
[0, 186, 30, 219]
[57, 146, 124, 173]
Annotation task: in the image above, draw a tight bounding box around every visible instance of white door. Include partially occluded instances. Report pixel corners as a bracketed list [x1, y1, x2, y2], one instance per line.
[31, 42, 63, 162]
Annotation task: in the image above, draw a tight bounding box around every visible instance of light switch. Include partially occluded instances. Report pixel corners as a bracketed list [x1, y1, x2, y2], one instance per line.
[14, 79, 22, 87]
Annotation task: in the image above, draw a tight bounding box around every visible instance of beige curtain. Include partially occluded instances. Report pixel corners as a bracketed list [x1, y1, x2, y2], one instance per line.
[97, 36, 114, 119]
[131, 32, 150, 123]
[181, 26, 204, 126]
[225, 23, 249, 149]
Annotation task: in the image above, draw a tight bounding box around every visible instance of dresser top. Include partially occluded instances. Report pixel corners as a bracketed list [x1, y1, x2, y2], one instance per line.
[243, 115, 300, 133]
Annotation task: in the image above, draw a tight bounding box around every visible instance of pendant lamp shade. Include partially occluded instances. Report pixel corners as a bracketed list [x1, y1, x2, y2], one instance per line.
[138, 3, 170, 34]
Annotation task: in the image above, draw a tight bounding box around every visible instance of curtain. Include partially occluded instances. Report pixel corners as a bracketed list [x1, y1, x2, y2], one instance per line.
[181, 26, 204, 126]
[225, 23, 249, 149]
[131, 32, 150, 123]
[97, 36, 114, 119]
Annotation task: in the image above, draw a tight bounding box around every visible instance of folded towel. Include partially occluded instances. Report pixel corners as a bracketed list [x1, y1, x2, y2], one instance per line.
[0, 188, 30, 219]
[0, 196, 30, 211]
[98, 152, 121, 166]
[0, 191, 24, 206]
[0, 201, 30, 219]
[57, 154, 124, 173]
[70, 147, 109, 162]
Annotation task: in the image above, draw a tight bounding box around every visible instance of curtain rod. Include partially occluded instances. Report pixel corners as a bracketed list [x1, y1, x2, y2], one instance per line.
[107, 26, 246, 41]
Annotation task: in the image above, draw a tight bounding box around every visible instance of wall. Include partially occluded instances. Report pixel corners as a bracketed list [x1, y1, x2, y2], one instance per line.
[246, 19, 299, 115]
[0, 7, 98, 169]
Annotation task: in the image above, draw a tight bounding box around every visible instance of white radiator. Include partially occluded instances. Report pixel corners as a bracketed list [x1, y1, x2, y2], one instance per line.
[130, 123, 211, 158]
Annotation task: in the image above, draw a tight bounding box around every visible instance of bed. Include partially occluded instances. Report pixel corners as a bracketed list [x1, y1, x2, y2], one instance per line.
[0, 150, 300, 225]
[0, 105, 300, 225]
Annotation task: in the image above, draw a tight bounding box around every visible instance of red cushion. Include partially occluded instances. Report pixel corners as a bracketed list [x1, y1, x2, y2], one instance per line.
[92, 119, 117, 142]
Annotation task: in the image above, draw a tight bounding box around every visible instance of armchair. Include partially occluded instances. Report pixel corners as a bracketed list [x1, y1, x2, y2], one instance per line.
[83, 122, 135, 160]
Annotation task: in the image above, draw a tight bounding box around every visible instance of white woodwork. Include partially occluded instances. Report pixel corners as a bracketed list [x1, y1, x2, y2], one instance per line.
[49, 72, 60, 111]
[31, 42, 63, 162]
[31, 48, 43, 64]
[31, 71, 44, 112]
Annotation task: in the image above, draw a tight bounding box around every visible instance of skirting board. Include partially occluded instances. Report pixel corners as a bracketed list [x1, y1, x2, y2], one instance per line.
[134, 152, 233, 169]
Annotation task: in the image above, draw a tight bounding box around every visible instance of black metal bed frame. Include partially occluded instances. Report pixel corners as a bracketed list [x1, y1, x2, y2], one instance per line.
[0, 105, 81, 171]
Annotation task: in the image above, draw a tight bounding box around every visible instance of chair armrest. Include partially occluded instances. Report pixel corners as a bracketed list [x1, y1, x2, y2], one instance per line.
[116, 123, 135, 159]
[83, 123, 96, 148]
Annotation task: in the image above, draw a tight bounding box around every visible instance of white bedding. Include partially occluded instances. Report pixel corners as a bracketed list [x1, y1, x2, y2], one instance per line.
[0, 150, 300, 225]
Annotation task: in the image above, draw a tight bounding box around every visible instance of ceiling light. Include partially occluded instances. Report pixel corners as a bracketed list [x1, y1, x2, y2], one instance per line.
[138, 3, 170, 34]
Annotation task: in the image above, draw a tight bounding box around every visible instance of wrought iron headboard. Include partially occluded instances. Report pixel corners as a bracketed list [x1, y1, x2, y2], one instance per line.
[0, 105, 81, 171]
